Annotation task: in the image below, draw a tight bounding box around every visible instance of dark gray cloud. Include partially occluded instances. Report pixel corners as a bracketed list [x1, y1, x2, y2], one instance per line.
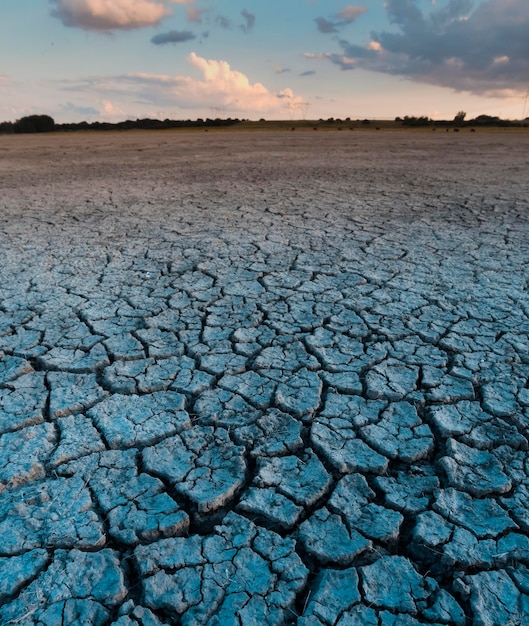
[240, 9, 255, 33]
[151, 30, 196, 45]
[316, 42, 377, 71]
[300, 70, 317, 77]
[315, 17, 338, 34]
[319, 0, 529, 96]
[315, 5, 367, 33]
[216, 14, 231, 29]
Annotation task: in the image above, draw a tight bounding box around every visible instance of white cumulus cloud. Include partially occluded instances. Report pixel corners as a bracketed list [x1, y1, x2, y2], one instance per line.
[144, 52, 304, 112]
[50, 0, 189, 31]
[58, 53, 305, 116]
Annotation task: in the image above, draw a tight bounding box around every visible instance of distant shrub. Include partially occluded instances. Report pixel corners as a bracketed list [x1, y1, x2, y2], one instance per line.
[469, 114, 510, 127]
[14, 114, 55, 133]
[401, 115, 431, 127]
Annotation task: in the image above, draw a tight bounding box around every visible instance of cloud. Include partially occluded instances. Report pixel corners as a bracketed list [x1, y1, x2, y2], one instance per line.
[151, 29, 196, 44]
[315, 17, 338, 34]
[304, 50, 360, 70]
[100, 100, 125, 116]
[315, 0, 529, 96]
[275, 66, 291, 74]
[240, 8, 255, 33]
[186, 4, 206, 23]
[315, 5, 367, 33]
[57, 52, 305, 115]
[338, 5, 368, 22]
[50, 0, 189, 31]
[216, 14, 231, 29]
[59, 99, 126, 119]
[61, 102, 99, 116]
[300, 70, 317, 77]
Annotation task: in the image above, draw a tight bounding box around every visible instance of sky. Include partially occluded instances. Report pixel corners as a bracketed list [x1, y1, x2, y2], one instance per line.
[1, 0, 528, 123]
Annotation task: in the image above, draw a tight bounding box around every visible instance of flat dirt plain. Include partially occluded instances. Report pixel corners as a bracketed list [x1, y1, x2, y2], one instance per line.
[1, 129, 529, 625]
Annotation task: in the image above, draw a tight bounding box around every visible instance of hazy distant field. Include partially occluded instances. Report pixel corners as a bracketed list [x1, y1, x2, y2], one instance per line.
[2, 127, 528, 217]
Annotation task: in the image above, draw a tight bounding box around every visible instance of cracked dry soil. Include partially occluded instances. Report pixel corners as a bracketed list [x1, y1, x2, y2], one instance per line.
[0, 129, 529, 625]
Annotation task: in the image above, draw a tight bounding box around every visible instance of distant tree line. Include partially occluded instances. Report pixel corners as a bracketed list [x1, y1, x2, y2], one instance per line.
[0, 115, 242, 134]
[396, 116, 431, 127]
[395, 113, 526, 128]
[0, 112, 527, 135]
[60, 117, 243, 132]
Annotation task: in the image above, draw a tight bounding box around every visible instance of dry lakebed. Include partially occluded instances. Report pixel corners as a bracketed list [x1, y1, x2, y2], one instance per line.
[0, 128, 529, 625]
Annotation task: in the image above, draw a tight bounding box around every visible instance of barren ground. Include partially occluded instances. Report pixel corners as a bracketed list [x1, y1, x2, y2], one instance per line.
[1, 129, 529, 625]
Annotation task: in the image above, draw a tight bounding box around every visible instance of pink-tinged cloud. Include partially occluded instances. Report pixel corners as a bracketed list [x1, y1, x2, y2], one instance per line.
[58, 53, 305, 115]
[315, 4, 367, 33]
[338, 5, 367, 22]
[50, 0, 188, 31]
[154, 52, 303, 112]
[186, 3, 207, 24]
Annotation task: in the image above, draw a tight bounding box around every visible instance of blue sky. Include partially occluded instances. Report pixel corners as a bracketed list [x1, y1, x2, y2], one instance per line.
[1, 0, 528, 122]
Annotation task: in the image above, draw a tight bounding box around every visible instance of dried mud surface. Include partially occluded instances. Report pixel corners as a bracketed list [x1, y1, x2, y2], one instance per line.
[1, 129, 529, 625]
